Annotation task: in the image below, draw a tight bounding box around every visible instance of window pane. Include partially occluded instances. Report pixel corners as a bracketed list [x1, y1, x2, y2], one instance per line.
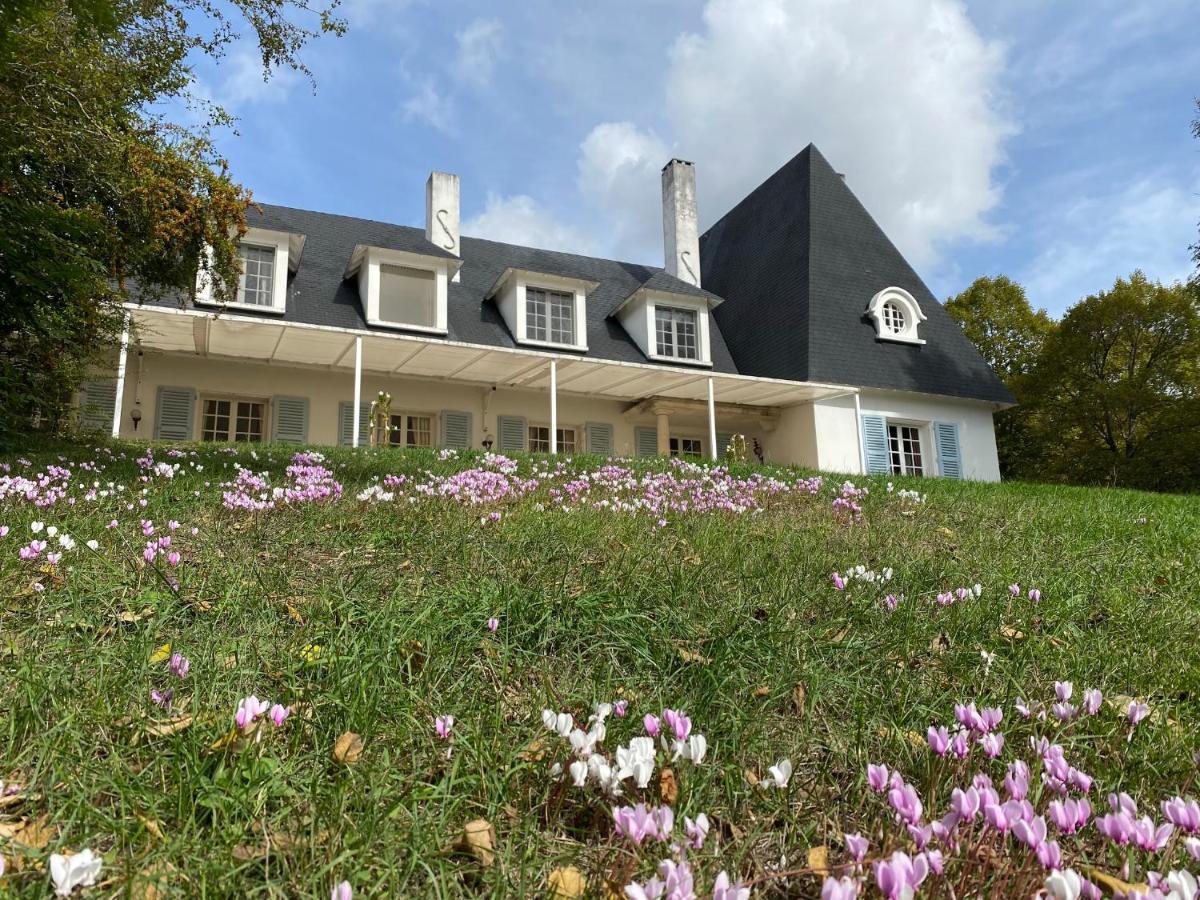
[655, 307, 698, 359]
[887, 424, 903, 475]
[378, 265, 436, 327]
[237, 245, 276, 306]
[549, 291, 574, 344]
[388, 414, 404, 446]
[655, 308, 674, 356]
[528, 425, 549, 453]
[902, 426, 924, 476]
[407, 415, 432, 448]
[557, 428, 576, 454]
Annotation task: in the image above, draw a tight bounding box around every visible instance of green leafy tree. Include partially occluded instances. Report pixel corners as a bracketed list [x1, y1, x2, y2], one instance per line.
[1192, 98, 1200, 284]
[1030, 272, 1200, 490]
[945, 276, 1054, 479]
[0, 0, 344, 444]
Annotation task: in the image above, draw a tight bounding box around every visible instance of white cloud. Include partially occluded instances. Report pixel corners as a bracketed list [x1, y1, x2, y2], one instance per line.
[455, 19, 504, 87]
[1019, 173, 1198, 311]
[402, 80, 456, 133]
[577, 0, 1015, 269]
[576, 122, 670, 260]
[210, 46, 302, 109]
[463, 192, 597, 255]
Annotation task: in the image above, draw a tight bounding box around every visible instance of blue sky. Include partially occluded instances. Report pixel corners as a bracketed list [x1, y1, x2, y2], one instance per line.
[189, 0, 1199, 316]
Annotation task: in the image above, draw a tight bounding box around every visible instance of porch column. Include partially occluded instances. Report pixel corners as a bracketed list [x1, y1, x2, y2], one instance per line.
[707, 377, 717, 461]
[853, 391, 864, 474]
[352, 335, 363, 448]
[112, 312, 130, 438]
[656, 412, 671, 455]
[549, 358, 558, 454]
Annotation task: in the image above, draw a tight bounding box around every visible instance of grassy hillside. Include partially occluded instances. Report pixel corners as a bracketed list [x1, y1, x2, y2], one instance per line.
[0, 441, 1198, 898]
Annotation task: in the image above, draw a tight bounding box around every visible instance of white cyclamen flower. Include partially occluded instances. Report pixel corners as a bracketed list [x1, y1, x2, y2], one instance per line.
[50, 849, 102, 897]
[761, 758, 793, 789]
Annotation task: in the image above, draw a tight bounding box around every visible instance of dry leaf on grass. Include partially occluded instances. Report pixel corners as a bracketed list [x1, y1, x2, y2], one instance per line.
[144, 713, 194, 738]
[115, 608, 154, 624]
[807, 845, 830, 878]
[547, 866, 586, 898]
[1080, 866, 1147, 895]
[659, 768, 678, 805]
[791, 682, 807, 715]
[744, 769, 760, 786]
[1000, 625, 1025, 640]
[675, 645, 712, 665]
[445, 818, 496, 867]
[829, 625, 851, 643]
[751, 686, 769, 698]
[929, 633, 951, 655]
[516, 737, 549, 763]
[137, 814, 165, 841]
[148, 643, 172, 664]
[332, 732, 364, 765]
[0, 814, 55, 850]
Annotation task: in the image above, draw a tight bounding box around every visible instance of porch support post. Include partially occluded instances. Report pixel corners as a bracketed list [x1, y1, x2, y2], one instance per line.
[112, 312, 130, 438]
[707, 377, 717, 461]
[352, 335, 363, 448]
[656, 412, 671, 455]
[549, 358, 558, 454]
[853, 391, 864, 474]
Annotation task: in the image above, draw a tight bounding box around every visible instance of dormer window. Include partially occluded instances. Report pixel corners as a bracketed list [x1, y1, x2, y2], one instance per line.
[867, 287, 926, 345]
[196, 226, 303, 314]
[487, 268, 596, 352]
[655, 306, 699, 360]
[346, 245, 459, 334]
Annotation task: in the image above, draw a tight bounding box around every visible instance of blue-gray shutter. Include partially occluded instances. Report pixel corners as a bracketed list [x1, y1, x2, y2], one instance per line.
[338, 401, 370, 447]
[716, 432, 733, 460]
[860, 414, 890, 475]
[79, 380, 117, 431]
[634, 426, 658, 458]
[441, 410, 472, 449]
[271, 396, 309, 444]
[585, 422, 613, 455]
[154, 386, 195, 441]
[934, 421, 963, 479]
[496, 415, 526, 452]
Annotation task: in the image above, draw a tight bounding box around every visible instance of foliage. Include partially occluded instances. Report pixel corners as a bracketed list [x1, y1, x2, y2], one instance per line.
[0, 0, 344, 446]
[1192, 98, 1200, 284]
[945, 276, 1054, 480]
[0, 441, 1197, 896]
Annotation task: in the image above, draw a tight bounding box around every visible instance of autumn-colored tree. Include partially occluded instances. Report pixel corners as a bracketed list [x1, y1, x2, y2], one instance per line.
[0, 0, 344, 444]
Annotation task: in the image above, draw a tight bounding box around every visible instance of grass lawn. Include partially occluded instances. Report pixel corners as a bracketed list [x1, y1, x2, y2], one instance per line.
[0, 440, 1198, 898]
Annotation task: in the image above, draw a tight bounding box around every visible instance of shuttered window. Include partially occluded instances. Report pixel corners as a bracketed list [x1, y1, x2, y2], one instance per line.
[585, 422, 613, 455]
[271, 396, 309, 444]
[440, 411, 472, 449]
[78, 380, 117, 431]
[496, 415, 527, 453]
[154, 387, 196, 441]
[934, 421, 963, 479]
[338, 401, 371, 447]
[634, 426, 658, 458]
[859, 414, 890, 475]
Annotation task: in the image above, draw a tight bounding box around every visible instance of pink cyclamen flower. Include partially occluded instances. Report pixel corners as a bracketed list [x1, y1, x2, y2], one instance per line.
[1162, 797, 1200, 834]
[1009, 583, 1020, 597]
[980, 732, 1005, 759]
[331, 881, 352, 900]
[984, 803, 1009, 832]
[1054, 681, 1073, 702]
[1127, 700, 1150, 727]
[874, 851, 928, 900]
[1037, 839, 1063, 870]
[662, 708, 692, 742]
[169, 653, 190, 679]
[235, 695, 270, 730]
[927, 726, 950, 756]
[1049, 798, 1091, 834]
[1029, 588, 1042, 602]
[844, 831, 869, 862]
[711, 869, 748, 900]
[822, 876, 860, 900]
[867, 763, 889, 792]
[1096, 812, 1134, 845]
[269, 704, 290, 727]
[951, 787, 981, 821]
[684, 813, 709, 849]
[888, 780, 924, 825]
[1013, 815, 1048, 849]
[612, 699, 628, 717]
[1130, 816, 1173, 851]
[434, 715, 454, 739]
[1186, 836, 1200, 860]
[643, 714, 661, 737]
[150, 688, 173, 709]
[1082, 689, 1103, 716]
[166, 551, 180, 567]
[486, 617, 499, 632]
[831, 572, 846, 590]
[613, 803, 657, 845]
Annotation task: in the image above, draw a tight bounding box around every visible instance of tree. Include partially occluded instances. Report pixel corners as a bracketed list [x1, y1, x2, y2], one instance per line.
[1030, 272, 1200, 491]
[945, 276, 1054, 479]
[1192, 98, 1200, 284]
[0, 0, 344, 444]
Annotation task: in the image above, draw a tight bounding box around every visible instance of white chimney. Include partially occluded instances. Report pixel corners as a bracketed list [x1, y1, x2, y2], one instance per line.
[662, 159, 700, 287]
[425, 171, 460, 256]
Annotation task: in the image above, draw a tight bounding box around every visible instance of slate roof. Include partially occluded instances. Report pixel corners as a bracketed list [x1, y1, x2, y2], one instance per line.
[175, 204, 741, 374]
[700, 145, 1014, 404]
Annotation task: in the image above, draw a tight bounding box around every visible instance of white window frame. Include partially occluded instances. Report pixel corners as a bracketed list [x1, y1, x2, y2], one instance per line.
[525, 286, 577, 346]
[668, 435, 704, 458]
[386, 410, 437, 449]
[615, 289, 713, 367]
[885, 420, 928, 476]
[195, 227, 291, 314]
[528, 423, 578, 454]
[200, 395, 269, 443]
[353, 246, 453, 335]
[654, 305, 701, 361]
[866, 286, 926, 345]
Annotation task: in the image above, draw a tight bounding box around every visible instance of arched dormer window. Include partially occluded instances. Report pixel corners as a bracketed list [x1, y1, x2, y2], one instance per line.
[867, 287, 926, 345]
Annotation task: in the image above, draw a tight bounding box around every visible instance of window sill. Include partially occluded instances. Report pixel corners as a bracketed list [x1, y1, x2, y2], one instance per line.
[518, 337, 589, 353]
[194, 298, 286, 315]
[875, 335, 926, 346]
[647, 353, 712, 367]
[366, 319, 448, 336]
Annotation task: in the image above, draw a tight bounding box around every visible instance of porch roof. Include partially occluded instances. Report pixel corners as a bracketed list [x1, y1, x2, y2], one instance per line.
[125, 304, 856, 409]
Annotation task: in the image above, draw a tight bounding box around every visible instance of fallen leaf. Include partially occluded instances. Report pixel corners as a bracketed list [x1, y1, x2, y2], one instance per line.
[807, 845, 830, 878]
[751, 686, 769, 698]
[116, 607, 154, 624]
[149, 643, 172, 664]
[929, 633, 951, 655]
[744, 769, 760, 786]
[659, 768, 678, 805]
[547, 866, 586, 898]
[299, 643, 323, 664]
[332, 731, 364, 765]
[449, 818, 497, 867]
[144, 713, 194, 738]
[137, 814, 165, 841]
[829, 625, 851, 643]
[1079, 866, 1147, 895]
[676, 645, 711, 665]
[790, 682, 807, 716]
[232, 843, 266, 861]
[999, 625, 1025, 640]
[0, 814, 55, 850]
[210, 727, 241, 751]
[284, 603, 304, 625]
[516, 737, 549, 763]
